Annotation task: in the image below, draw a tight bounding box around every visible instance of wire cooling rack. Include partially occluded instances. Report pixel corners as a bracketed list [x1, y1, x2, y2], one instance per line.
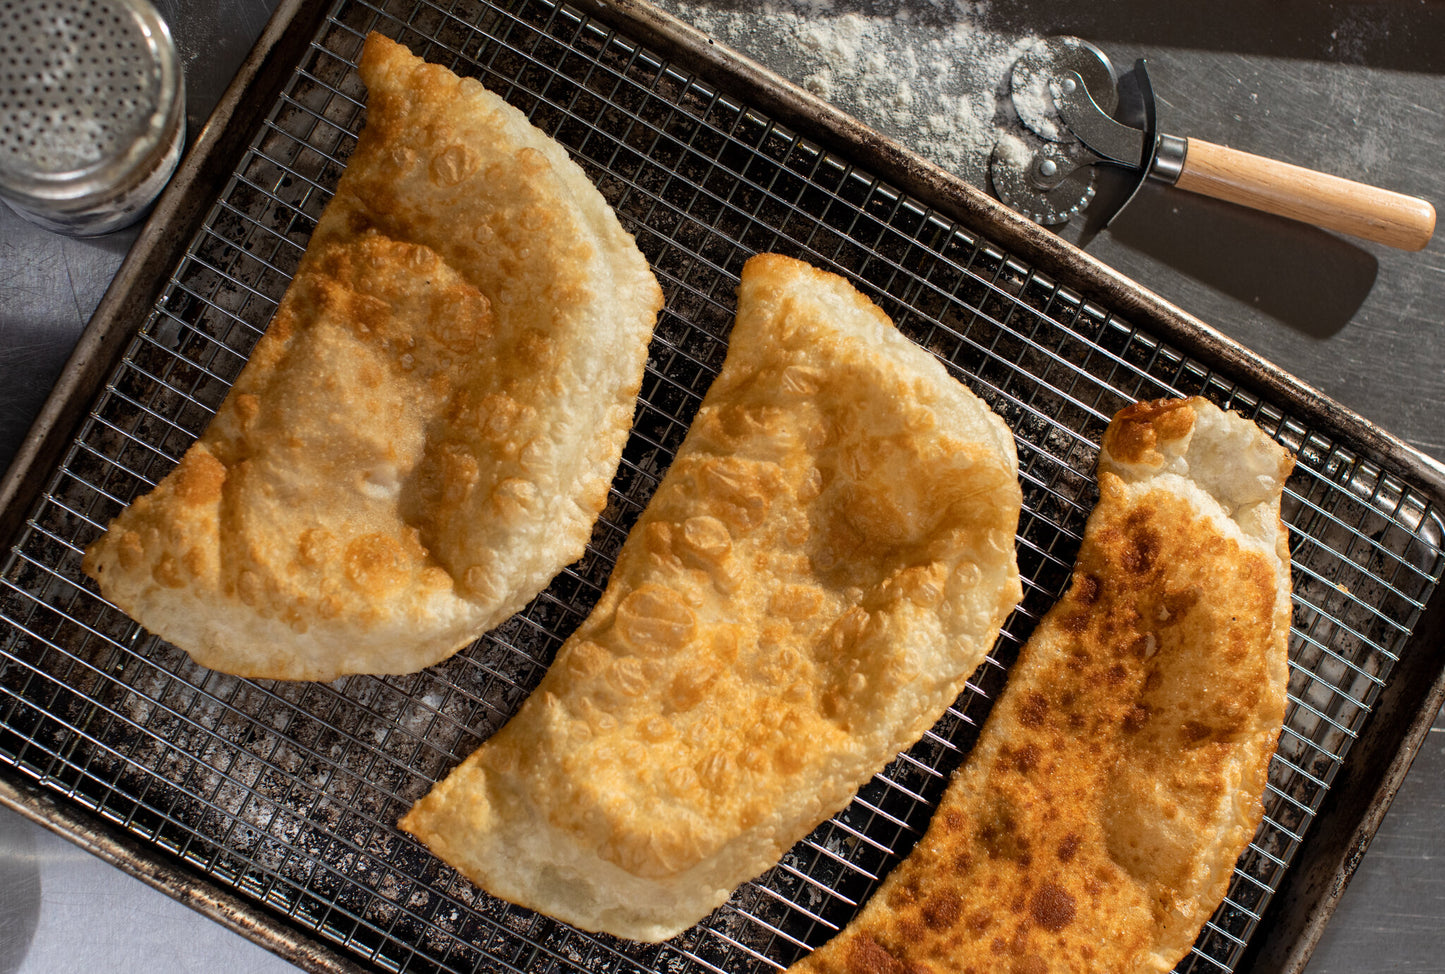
[2, 0, 1442, 972]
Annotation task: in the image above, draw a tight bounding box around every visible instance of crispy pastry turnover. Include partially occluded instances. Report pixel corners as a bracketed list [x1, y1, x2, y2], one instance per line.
[788, 397, 1294, 974]
[400, 254, 1023, 941]
[82, 34, 662, 680]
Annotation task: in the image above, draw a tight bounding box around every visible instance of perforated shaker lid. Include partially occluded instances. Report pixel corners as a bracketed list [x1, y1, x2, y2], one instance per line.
[0, 0, 183, 202]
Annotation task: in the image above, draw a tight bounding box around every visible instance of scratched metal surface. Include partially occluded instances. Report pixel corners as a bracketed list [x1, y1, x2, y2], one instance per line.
[0, 0, 1441, 971]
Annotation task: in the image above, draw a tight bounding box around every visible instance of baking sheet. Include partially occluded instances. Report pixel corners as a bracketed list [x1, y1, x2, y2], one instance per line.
[1, 1, 1443, 973]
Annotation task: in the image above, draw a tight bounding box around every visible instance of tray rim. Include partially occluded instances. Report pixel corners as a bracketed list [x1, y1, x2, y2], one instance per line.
[1, 1, 1443, 972]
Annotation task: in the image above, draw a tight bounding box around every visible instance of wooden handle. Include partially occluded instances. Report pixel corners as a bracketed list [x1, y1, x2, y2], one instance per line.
[1173, 138, 1436, 251]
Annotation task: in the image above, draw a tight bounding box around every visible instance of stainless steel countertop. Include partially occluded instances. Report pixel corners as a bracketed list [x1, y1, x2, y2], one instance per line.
[0, 1, 1440, 971]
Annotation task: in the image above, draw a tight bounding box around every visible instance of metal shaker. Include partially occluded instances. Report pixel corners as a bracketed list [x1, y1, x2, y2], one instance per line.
[0, 0, 186, 236]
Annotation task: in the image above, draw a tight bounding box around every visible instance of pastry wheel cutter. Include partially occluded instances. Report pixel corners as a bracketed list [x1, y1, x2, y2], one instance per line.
[990, 37, 1437, 251]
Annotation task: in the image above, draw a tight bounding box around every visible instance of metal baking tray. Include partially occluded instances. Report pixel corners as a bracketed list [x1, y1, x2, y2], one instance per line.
[2, 0, 1442, 972]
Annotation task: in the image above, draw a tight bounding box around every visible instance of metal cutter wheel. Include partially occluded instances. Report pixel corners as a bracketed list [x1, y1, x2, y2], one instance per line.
[990, 37, 1114, 226]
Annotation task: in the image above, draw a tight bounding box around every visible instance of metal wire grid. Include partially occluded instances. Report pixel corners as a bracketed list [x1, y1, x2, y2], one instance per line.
[0, 0, 1441, 972]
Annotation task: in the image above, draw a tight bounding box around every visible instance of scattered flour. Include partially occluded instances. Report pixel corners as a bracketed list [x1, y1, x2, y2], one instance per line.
[649, 0, 1041, 187]
[991, 126, 1035, 171]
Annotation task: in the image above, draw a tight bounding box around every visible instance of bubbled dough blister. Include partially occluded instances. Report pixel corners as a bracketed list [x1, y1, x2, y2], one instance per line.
[81, 34, 663, 680]
[400, 253, 1023, 942]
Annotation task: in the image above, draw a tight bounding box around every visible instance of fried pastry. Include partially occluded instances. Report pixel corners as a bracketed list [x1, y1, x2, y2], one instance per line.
[399, 253, 1023, 941]
[787, 397, 1294, 974]
[82, 34, 663, 680]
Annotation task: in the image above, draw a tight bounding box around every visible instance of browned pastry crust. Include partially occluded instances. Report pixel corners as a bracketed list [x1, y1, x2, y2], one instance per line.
[399, 253, 1023, 941]
[81, 34, 662, 680]
[787, 396, 1294, 974]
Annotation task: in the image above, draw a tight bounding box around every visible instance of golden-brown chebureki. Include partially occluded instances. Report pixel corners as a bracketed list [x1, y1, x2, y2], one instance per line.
[82, 34, 662, 680]
[400, 253, 1023, 942]
[788, 397, 1294, 974]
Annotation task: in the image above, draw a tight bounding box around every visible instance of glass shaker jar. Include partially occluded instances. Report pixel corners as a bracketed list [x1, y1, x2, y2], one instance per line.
[0, 0, 186, 236]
